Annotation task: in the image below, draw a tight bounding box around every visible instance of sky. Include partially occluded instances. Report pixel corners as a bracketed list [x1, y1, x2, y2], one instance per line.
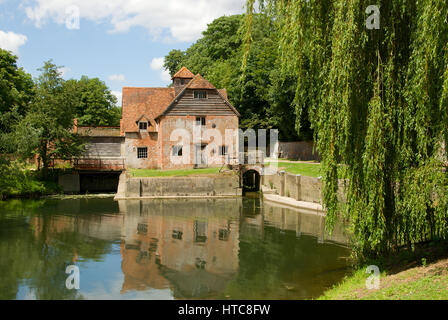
[0, 0, 246, 105]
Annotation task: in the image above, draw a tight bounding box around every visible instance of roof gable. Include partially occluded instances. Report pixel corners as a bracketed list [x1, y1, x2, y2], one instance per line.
[187, 74, 216, 89]
[156, 74, 240, 118]
[122, 87, 175, 132]
[172, 67, 195, 79]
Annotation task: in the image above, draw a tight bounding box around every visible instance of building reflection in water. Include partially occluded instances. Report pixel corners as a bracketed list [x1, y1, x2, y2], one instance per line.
[24, 197, 349, 299]
[118, 198, 241, 298]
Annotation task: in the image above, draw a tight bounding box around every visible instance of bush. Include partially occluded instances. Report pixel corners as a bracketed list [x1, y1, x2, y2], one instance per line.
[0, 159, 60, 199]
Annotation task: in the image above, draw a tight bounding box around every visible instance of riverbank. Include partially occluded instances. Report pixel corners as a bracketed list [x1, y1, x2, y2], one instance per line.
[319, 241, 448, 300]
[0, 165, 61, 200]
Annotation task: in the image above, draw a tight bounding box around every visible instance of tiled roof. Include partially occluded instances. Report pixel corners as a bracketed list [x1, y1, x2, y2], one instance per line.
[172, 66, 195, 79]
[122, 87, 175, 132]
[156, 75, 240, 118]
[77, 126, 122, 137]
[122, 70, 239, 132]
[187, 74, 216, 89]
[218, 89, 228, 100]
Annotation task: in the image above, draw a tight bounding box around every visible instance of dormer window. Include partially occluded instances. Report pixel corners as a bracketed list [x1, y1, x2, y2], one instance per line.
[139, 122, 148, 131]
[194, 91, 207, 99]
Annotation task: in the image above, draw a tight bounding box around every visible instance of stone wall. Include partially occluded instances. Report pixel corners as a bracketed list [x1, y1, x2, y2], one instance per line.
[271, 141, 320, 161]
[116, 174, 242, 199]
[262, 171, 347, 204]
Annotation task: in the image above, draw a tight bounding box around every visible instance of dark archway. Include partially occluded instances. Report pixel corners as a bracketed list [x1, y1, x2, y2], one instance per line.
[79, 172, 121, 193]
[242, 170, 261, 193]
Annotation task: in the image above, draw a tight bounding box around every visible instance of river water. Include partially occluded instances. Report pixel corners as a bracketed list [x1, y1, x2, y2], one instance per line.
[0, 196, 350, 300]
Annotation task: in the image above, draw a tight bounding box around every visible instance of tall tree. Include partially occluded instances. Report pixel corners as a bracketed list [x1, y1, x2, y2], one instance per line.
[66, 76, 121, 127]
[164, 14, 309, 141]
[13, 61, 85, 177]
[0, 49, 34, 152]
[245, 0, 448, 259]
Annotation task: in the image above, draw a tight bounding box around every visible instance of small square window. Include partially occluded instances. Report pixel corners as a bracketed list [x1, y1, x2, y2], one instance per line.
[139, 122, 148, 131]
[180, 79, 185, 85]
[137, 147, 148, 159]
[194, 91, 207, 99]
[218, 229, 230, 241]
[196, 117, 206, 126]
[219, 145, 228, 156]
[172, 146, 183, 157]
[172, 230, 183, 240]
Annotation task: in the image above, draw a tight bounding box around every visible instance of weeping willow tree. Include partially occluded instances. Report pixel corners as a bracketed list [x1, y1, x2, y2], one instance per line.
[245, 0, 448, 259]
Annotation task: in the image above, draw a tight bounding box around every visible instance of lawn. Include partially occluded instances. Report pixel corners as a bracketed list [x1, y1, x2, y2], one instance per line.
[129, 167, 222, 177]
[265, 161, 322, 178]
[319, 258, 448, 300]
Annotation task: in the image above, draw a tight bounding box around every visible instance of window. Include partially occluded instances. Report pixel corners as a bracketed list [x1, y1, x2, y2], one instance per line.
[172, 145, 183, 157]
[137, 147, 148, 159]
[196, 117, 206, 126]
[180, 79, 185, 85]
[137, 223, 148, 235]
[194, 91, 207, 99]
[172, 230, 183, 240]
[219, 145, 229, 156]
[139, 122, 148, 131]
[219, 229, 230, 241]
[194, 221, 207, 243]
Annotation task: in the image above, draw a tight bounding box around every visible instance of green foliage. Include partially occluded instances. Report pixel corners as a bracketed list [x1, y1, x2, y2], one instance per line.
[265, 161, 323, 178]
[66, 76, 121, 126]
[0, 49, 34, 152]
[12, 61, 85, 176]
[0, 158, 60, 199]
[164, 14, 310, 141]
[246, 0, 448, 259]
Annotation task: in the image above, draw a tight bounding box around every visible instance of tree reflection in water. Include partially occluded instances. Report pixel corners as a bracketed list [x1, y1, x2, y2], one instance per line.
[0, 197, 350, 300]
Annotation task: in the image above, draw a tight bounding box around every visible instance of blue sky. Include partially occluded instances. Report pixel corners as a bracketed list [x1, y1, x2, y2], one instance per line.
[0, 0, 245, 104]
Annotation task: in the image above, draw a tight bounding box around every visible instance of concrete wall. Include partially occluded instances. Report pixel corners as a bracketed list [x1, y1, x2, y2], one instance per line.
[58, 173, 80, 193]
[116, 174, 242, 199]
[271, 141, 320, 161]
[262, 171, 346, 204]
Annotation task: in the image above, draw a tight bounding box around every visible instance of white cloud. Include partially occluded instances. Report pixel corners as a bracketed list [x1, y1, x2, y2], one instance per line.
[22, 0, 245, 42]
[58, 66, 71, 77]
[150, 57, 171, 83]
[108, 74, 125, 82]
[111, 90, 122, 106]
[0, 30, 27, 55]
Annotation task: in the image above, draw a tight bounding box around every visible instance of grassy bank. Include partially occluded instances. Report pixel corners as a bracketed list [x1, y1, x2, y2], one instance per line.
[320, 259, 448, 300]
[319, 242, 448, 300]
[265, 161, 322, 177]
[0, 161, 61, 200]
[129, 167, 223, 177]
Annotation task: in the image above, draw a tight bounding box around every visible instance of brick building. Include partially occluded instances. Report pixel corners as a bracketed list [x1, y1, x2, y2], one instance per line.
[121, 67, 240, 170]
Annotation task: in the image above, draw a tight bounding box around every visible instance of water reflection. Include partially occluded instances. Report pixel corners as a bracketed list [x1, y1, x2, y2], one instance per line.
[0, 197, 350, 300]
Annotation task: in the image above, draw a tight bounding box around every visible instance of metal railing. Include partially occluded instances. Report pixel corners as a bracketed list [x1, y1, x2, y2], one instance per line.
[72, 158, 125, 171]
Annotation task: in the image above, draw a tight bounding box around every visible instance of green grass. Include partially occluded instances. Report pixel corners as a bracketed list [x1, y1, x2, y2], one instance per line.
[129, 167, 222, 177]
[319, 259, 448, 300]
[266, 162, 323, 178]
